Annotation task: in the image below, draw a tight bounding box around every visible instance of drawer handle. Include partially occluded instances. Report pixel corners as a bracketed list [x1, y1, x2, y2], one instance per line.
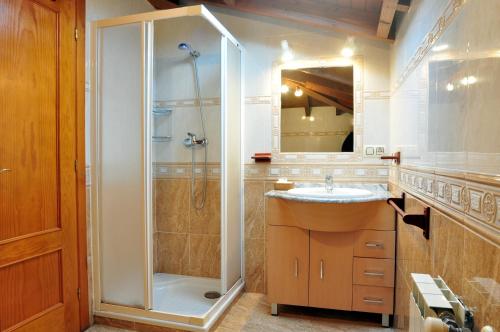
[365, 241, 384, 249]
[320, 260, 324, 280]
[363, 297, 384, 305]
[294, 258, 298, 278]
[364, 270, 385, 277]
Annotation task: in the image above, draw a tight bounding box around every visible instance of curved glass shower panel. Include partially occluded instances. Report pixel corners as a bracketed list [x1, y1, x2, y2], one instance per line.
[152, 16, 222, 316]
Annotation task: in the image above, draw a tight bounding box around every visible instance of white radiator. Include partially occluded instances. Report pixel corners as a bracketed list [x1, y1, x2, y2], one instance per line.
[408, 273, 474, 332]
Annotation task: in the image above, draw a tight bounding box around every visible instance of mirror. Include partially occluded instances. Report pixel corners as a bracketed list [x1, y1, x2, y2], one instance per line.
[280, 66, 354, 153]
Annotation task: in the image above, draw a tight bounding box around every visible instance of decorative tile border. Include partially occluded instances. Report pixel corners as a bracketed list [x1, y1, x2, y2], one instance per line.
[393, 0, 465, 92]
[364, 90, 391, 100]
[245, 163, 389, 182]
[393, 166, 500, 243]
[153, 96, 273, 108]
[153, 162, 221, 179]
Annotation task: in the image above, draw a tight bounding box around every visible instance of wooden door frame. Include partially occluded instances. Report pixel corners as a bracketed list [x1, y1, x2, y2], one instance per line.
[76, 0, 90, 330]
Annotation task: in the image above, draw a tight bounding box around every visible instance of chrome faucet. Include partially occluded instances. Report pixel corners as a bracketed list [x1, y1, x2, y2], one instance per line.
[183, 132, 208, 147]
[325, 175, 334, 192]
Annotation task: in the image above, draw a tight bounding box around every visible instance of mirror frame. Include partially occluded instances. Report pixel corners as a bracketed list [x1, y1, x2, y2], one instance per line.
[271, 56, 364, 163]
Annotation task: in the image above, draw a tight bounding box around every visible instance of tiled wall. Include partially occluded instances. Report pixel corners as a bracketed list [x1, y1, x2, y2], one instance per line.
[389, 0, 500, 330]
[153, 166, 221, 278]
[390, 182, 499, 331]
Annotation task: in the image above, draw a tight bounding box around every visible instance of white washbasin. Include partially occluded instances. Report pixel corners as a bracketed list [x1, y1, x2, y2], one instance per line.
[287, 187, 372, 199]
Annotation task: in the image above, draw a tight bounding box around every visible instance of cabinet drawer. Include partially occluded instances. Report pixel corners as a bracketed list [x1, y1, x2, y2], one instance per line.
[354, 230, 395, 259]
[353, 285, 394, 314]
[353, 257, 394, 287]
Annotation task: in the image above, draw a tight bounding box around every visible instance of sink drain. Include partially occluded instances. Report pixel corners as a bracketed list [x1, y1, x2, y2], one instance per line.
[204, 291, 221, 299]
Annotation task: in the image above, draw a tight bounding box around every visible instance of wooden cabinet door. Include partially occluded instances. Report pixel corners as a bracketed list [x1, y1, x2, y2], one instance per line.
[0, 0, 80, 331]
[309, 231, 354, 310]
[267, 226, 309, 306]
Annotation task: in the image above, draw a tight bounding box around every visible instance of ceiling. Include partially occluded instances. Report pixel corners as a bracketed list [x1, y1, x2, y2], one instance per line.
[147, 0, 411, 41]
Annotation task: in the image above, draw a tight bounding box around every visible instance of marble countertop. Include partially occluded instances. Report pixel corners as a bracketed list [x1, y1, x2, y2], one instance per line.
[264, 183, 392, 204]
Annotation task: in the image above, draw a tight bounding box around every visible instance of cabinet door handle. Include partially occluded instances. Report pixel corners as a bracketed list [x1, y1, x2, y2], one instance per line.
[294, 258, 298, 278]
[320, 260, 324, 280]
[363, 297, 384, 305]
[365, 241, 384, 248]
[363, 270, 385, 277]
[0, 168, 12, 174]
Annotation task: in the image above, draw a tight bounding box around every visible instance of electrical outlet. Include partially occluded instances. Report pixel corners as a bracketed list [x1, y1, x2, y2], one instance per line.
[376, 146, 385, 155]
[364, 145, 386, 157]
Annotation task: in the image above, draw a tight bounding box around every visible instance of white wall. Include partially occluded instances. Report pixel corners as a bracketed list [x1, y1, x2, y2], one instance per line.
[209, 8, 392, 163]
[390, 0, 500, 175]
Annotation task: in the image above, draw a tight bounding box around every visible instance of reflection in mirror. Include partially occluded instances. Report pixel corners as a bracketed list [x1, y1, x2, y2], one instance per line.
[280, 66, 354, 153]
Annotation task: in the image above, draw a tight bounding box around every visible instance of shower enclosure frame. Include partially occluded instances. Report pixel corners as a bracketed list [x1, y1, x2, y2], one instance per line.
[89, 5, 244, 331]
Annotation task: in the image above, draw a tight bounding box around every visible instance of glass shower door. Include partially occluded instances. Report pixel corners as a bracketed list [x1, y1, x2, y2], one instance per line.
[221, 36, 243, 294]
[93, 22, 152, 309]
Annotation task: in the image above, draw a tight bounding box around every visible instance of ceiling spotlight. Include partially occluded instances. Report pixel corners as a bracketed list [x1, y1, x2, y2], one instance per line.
[341, 47, 354, 58]
[446, 83, 454, 91]
[281, 40, 294, 62]
[309, 116, 315, 122]
[301, 115, 306, 120]
[281, 84, 289, 93]
[460, 76, 477, 86]
[294, 87, 303, 97]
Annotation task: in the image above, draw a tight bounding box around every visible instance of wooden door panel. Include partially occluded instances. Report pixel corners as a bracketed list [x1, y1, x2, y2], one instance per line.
[0, 0, 80, 331]
[0, 252, 62, 330]
[0, 0, 60, 240]
[267, 225, 309, 306]
[309, 231, 354, 311]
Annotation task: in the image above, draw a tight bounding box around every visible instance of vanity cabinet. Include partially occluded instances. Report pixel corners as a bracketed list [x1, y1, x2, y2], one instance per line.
[267, 226, 309, 307]
[266, 198, 395, 325]
[309, 231, 353, 311]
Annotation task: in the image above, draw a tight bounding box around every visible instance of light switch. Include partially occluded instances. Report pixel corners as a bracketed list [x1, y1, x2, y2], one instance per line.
[365, 146, 375, 155]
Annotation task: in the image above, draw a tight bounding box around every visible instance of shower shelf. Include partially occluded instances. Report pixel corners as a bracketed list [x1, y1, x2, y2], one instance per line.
[153, 107, 172, 115]
[152, 136, 172, 142]
[152, 107, 173, 142]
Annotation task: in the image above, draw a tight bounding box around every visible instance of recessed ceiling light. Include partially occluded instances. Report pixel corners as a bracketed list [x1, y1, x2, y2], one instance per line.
[294, 87, 303, 97]
[281, 84, 289, 93]
[341, 47, 354, 58]
[446, 83, 454, 91]
[309, 116, 315, 122]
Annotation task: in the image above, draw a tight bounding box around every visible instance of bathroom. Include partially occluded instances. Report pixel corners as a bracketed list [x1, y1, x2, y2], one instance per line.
[0, 0, 498, 331]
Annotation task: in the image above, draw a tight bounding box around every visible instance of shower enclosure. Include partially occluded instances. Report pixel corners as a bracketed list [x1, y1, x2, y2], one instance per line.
[90, 6, 243, 331]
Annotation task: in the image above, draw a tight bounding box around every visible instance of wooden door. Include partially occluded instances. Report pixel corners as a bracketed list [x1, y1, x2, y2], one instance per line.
[267, 226, 309, 306]
[0, 0, 80, 331]
[309, 231, 354, 311]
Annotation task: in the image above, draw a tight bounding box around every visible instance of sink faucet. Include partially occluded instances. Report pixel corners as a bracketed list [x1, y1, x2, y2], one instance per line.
[325, 175, 334, 193]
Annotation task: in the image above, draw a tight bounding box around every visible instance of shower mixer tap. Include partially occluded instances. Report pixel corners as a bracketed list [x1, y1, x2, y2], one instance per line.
[184, 132, 208, 147]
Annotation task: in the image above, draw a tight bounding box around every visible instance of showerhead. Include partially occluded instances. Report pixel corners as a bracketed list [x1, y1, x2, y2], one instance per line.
[178, 42, 200, 58]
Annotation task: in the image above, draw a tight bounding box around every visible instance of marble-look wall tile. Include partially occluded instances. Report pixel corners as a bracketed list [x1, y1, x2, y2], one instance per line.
[155, 233, 189, 275]
[392, 185, 499, 331]
[189, 180, 221, 235]
[462, 229, 500, 330]
[245, 238, 266, 293]
[189, 234, 221, 278]
[431, 210, 465, 294]
[155, 179, 190, 233]
[244, 181, 266, 239]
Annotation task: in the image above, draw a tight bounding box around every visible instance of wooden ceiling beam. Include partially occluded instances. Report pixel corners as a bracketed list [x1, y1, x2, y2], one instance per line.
[147, 0, 178, 10]
[376, 0, 398, 39]
[188, 1, 387, 41]
[396, 4, 410, 13]
[283, 78, 352, 114]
